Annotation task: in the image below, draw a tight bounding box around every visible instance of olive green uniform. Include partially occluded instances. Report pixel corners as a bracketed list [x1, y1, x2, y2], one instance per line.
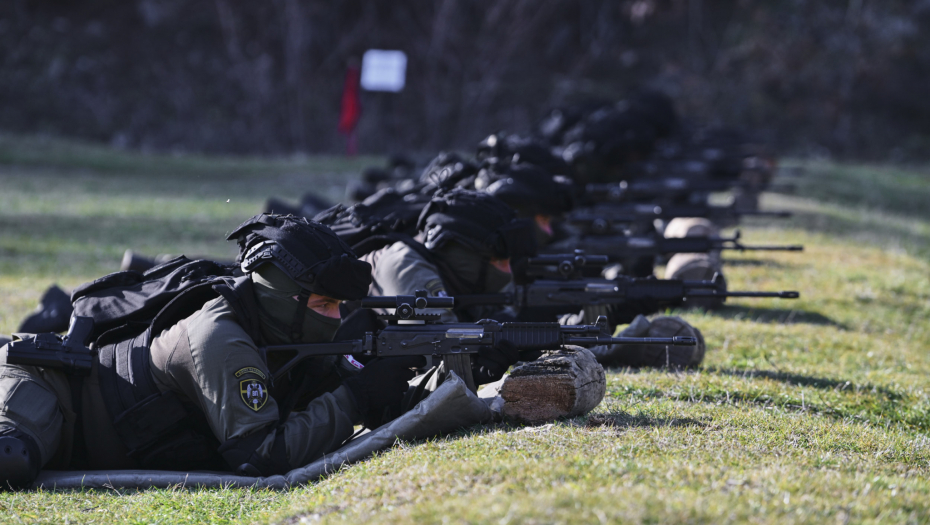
[0, 296, 360, 471]
[361, 240, 512, 322]
[0, 359, 129, 470]
[361, 241, 457, 322]
[148, 296, 359, 468]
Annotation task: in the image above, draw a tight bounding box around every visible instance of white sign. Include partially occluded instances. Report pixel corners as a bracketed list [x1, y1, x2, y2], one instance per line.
[360, 49, 407, 92]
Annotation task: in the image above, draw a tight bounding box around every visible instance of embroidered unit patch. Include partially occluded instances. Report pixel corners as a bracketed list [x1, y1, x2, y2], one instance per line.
[234, 366, 267, 380]
[240, 379, 268, 411]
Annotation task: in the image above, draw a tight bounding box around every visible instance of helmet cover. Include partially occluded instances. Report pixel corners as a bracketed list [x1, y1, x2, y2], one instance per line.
[227, 213, 372, 300]
[416, 189, 537, 259]
[476, 163, 575, 217]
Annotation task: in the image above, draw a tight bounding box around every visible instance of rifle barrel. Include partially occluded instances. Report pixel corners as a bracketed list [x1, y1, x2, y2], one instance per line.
[687, 290, 800, 299]
[734, 245, 804, 251]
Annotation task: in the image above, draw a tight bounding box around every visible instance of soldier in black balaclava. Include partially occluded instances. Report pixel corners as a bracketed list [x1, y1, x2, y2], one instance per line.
[475, 162, 576, 249]
[0, 214, 422, 488]
[352, 189, 541, 398]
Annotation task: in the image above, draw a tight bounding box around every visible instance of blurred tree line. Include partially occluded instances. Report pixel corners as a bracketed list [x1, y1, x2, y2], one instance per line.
[1, 0, 929, 159]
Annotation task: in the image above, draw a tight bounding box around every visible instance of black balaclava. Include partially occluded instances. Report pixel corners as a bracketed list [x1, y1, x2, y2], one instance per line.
[417, 189, 535, 295]
[434, 240, 512, 295]
[251, 264, 341, 345]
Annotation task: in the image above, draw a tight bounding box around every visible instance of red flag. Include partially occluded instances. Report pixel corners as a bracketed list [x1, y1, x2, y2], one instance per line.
[338, 64, 361, 135]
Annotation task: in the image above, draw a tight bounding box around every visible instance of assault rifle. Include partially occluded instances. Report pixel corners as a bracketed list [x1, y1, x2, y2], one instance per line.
[452, 252, 800, 325]
[547, 230, 803, 260]
[262, 291, 696, 392]
[3, 293, 696, 393]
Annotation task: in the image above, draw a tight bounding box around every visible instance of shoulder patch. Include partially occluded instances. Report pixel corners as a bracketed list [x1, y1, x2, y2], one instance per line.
[240, 379, 269, 412]
[425, 279, 446, 297]
[234, 366, 267, 380]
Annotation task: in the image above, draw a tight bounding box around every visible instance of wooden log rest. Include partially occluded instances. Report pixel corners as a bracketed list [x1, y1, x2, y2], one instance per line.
[498, 345, 606, 424]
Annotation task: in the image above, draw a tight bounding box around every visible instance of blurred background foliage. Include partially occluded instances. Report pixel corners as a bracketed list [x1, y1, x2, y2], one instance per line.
[1, 0, 929, 159]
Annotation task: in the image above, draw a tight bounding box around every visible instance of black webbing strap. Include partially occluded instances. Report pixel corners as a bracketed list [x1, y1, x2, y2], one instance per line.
[66, 375, 89, 469]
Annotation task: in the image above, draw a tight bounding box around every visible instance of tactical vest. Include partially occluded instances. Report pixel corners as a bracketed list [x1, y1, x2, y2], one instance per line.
[75, 258, 263, 470]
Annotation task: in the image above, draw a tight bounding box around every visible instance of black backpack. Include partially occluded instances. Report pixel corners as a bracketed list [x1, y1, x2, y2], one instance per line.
[314, 187, 432, 256]
[70, 256, 248, 346]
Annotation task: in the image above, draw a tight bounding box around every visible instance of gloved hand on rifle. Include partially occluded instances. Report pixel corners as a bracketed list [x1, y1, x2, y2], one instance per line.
[472, 320, 543, 384]
[343, 356, 425, 427]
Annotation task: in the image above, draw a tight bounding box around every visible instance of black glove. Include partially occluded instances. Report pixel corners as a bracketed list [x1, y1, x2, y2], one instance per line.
[343, 355, 425, 419]
[472, 339, 543, 385]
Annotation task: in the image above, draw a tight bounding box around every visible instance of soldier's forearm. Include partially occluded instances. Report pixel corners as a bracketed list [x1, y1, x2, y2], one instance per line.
[278, 386, 359, 469]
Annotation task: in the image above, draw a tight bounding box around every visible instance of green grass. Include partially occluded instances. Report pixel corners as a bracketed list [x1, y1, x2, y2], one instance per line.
[0, 137, 929, 523]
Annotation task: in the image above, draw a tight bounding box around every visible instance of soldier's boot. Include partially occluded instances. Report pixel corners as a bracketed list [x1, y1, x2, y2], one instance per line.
[17, 285, 73, 334]
[0, 429, 40, 490]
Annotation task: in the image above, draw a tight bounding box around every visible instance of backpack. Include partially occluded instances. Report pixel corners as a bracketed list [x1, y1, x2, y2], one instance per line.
[314, 187, 432, 256]
[70, 256, 253, 346]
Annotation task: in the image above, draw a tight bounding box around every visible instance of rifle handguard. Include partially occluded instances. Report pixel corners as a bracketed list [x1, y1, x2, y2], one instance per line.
[499, 323, 563, 350]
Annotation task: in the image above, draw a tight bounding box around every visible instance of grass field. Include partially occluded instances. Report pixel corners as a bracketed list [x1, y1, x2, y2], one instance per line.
[0, 134, 928, 524]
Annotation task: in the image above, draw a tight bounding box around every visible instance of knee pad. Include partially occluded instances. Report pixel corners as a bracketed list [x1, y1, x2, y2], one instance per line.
[0, 429, 40, 490]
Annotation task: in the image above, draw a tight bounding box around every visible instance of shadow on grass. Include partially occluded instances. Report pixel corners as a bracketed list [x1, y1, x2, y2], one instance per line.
[720, 258, 791, 268]
[585, 411, 706, 429]
[431, 410, 705, 443]
[787, 209, 930, 259]
[704, 367, 905, 401]
[618, 368, 930, 431]
[706, 305, 846, 328]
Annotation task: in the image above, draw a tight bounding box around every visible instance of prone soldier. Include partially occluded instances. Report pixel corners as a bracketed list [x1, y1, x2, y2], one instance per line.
[338, 189, 544, 401]
[0, 214, 423, 488]
[356, 188, 536, 323]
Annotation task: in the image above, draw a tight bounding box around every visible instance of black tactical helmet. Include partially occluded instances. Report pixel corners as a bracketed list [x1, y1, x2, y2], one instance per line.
[416, 189, 537, 259]
[417, 152, 480, 192]
[475, 163, 576, 218]
[227, 213, 372, 300]
[476, 132, 573, 177]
